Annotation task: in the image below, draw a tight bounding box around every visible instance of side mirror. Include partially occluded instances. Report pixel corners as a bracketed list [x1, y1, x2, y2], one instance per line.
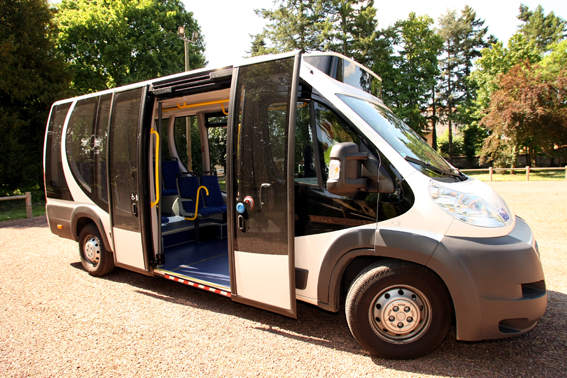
[327, 142, 368, 196]
[378, 164, 395, 194]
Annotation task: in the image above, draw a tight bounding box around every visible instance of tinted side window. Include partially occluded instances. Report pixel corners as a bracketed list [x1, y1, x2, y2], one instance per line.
[93, 94, 111, 210]
[66, 97, 98, 193]
[45, 103, 73, 200]
[64, 95, 111, 211]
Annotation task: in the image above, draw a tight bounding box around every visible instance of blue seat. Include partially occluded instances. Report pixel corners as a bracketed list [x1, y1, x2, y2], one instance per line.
[162, 159, 180, 196]
[176, 173, 225, 242]
[176, 174, 204, 217]
[199, 175, 227, 215]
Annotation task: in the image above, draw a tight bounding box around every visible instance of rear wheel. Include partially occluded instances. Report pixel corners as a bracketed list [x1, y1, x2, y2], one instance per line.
[79, 224, 115, 277]
[346, 260, 452, 359]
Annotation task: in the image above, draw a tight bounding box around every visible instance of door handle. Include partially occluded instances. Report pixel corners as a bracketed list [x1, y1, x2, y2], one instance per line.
[237, 215, 245, 231]
[132, 202, 138, 217]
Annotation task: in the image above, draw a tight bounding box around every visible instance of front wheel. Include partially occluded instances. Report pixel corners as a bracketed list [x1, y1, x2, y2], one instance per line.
[346, 260, 452, 359]
[78, 224, 115, 277]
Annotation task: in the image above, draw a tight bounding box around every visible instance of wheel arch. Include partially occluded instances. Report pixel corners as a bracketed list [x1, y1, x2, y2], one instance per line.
[316, 228, 455, 317]
[71, 206, 112, 253]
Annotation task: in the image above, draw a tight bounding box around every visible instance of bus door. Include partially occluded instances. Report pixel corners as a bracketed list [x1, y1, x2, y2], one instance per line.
[108, 87, 148, 272]
[228, 52, 301, 318]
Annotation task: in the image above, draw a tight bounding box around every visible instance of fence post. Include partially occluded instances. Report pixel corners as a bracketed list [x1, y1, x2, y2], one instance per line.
[25, 192, 32, 219]
[489, 167, 493, 182]
[526, 166, 530, 181]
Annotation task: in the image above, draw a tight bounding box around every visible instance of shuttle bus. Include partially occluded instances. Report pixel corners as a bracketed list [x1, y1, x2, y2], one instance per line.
[44, 51, 546, 359]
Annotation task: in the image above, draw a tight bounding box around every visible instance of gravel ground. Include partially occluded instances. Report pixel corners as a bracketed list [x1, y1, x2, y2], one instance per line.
[0, 181, 565, 377]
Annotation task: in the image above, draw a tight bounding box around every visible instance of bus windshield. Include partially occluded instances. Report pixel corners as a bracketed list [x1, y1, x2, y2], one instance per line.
[338, 94, 455, 177]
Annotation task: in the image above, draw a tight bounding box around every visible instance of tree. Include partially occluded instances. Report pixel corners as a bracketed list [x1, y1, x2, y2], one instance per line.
[0, 0, 71, 190]
[251, 0, 328, 55]
[250, 0, 379, 65]
[55, 0, 205, 94]
[248, 34, 278, 57]
[437, 128, 464, 157]
[470, 33, 542, 168]
[539, 39, 567, 74]
[517, 4, 566, 53]
[321, 0, 379, 66]
[436, 6, 491, 163]
[380, 13, 442, 134]
[470, 34, 541, 116]
[480, 62, 567, 167]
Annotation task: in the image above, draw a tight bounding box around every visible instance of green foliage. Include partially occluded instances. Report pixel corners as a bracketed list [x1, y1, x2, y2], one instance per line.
[380, 13, 442, 134]
[539, 39, 567, 74]
[480, 62, 567, 167]
[462, 123, 488, 166]
[321, 0, 379, 66]
[437, 129, 464, 157]
[0, 185, 46, 221]
[468, 4, 565, 157]
[517, 4, 566, 53]
[250, 0, 379, 65]
[208, 126, 227, 172]
[470, 34, 542, 116]
[436, 6, 492, 161]
[55, 0, 205, 94]
[251, 0, 328, 54]
[249, 34, 278, 57]
[0, 0, 71, 190]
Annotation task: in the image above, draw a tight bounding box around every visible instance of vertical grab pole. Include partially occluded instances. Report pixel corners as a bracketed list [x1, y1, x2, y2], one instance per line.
[150, 128, 160, 208]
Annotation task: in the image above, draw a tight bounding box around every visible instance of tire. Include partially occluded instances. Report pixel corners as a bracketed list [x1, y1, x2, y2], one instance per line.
[345, 260, 452, 359]
[78, 224, 115, 277]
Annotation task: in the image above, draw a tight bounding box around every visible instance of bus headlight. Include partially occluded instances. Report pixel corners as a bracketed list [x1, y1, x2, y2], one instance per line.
[429, 181, 507, 228]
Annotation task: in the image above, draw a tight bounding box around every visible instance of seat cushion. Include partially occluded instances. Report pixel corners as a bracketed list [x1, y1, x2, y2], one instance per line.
[177, 176, 204, 212]
[198, 205, 227, 217]
[200, 175, 224, 207]
[162, 160, 180, 191]
[162, 188, 177, 196]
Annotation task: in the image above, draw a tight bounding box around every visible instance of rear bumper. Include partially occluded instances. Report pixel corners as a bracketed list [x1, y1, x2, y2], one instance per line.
[427, 216, 547, 341]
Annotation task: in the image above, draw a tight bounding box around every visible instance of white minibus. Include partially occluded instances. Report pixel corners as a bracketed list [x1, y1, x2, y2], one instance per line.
[44, 51, 546, 359]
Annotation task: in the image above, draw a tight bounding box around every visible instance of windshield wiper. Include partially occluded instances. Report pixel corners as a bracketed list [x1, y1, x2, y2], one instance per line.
[405, 156, 456, 177]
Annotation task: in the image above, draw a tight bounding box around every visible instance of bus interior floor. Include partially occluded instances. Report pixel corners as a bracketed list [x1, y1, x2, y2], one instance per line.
[160, 237, 230, 289]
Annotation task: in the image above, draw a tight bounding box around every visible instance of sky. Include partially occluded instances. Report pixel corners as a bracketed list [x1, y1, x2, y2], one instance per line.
[182, 0, 567, 68]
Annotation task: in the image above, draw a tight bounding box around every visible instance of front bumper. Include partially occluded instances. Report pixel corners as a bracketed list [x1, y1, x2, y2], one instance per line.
[427, 216, 547, 341]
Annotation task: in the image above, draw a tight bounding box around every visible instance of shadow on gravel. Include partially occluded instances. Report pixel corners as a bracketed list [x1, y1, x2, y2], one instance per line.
[74, 264, 566, 377]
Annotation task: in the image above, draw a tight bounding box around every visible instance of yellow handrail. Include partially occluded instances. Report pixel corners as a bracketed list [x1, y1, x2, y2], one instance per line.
[185, 186, 209, 221]
[163, 99, 230, 112]
[162, 99, 305, 114]
[150, 128, 160, 208]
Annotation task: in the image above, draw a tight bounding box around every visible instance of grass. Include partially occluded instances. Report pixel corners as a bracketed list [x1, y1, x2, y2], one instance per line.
[218, 176, 226, 192]
[0, 185, 46, 222]
[464, 169, 566, 182]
